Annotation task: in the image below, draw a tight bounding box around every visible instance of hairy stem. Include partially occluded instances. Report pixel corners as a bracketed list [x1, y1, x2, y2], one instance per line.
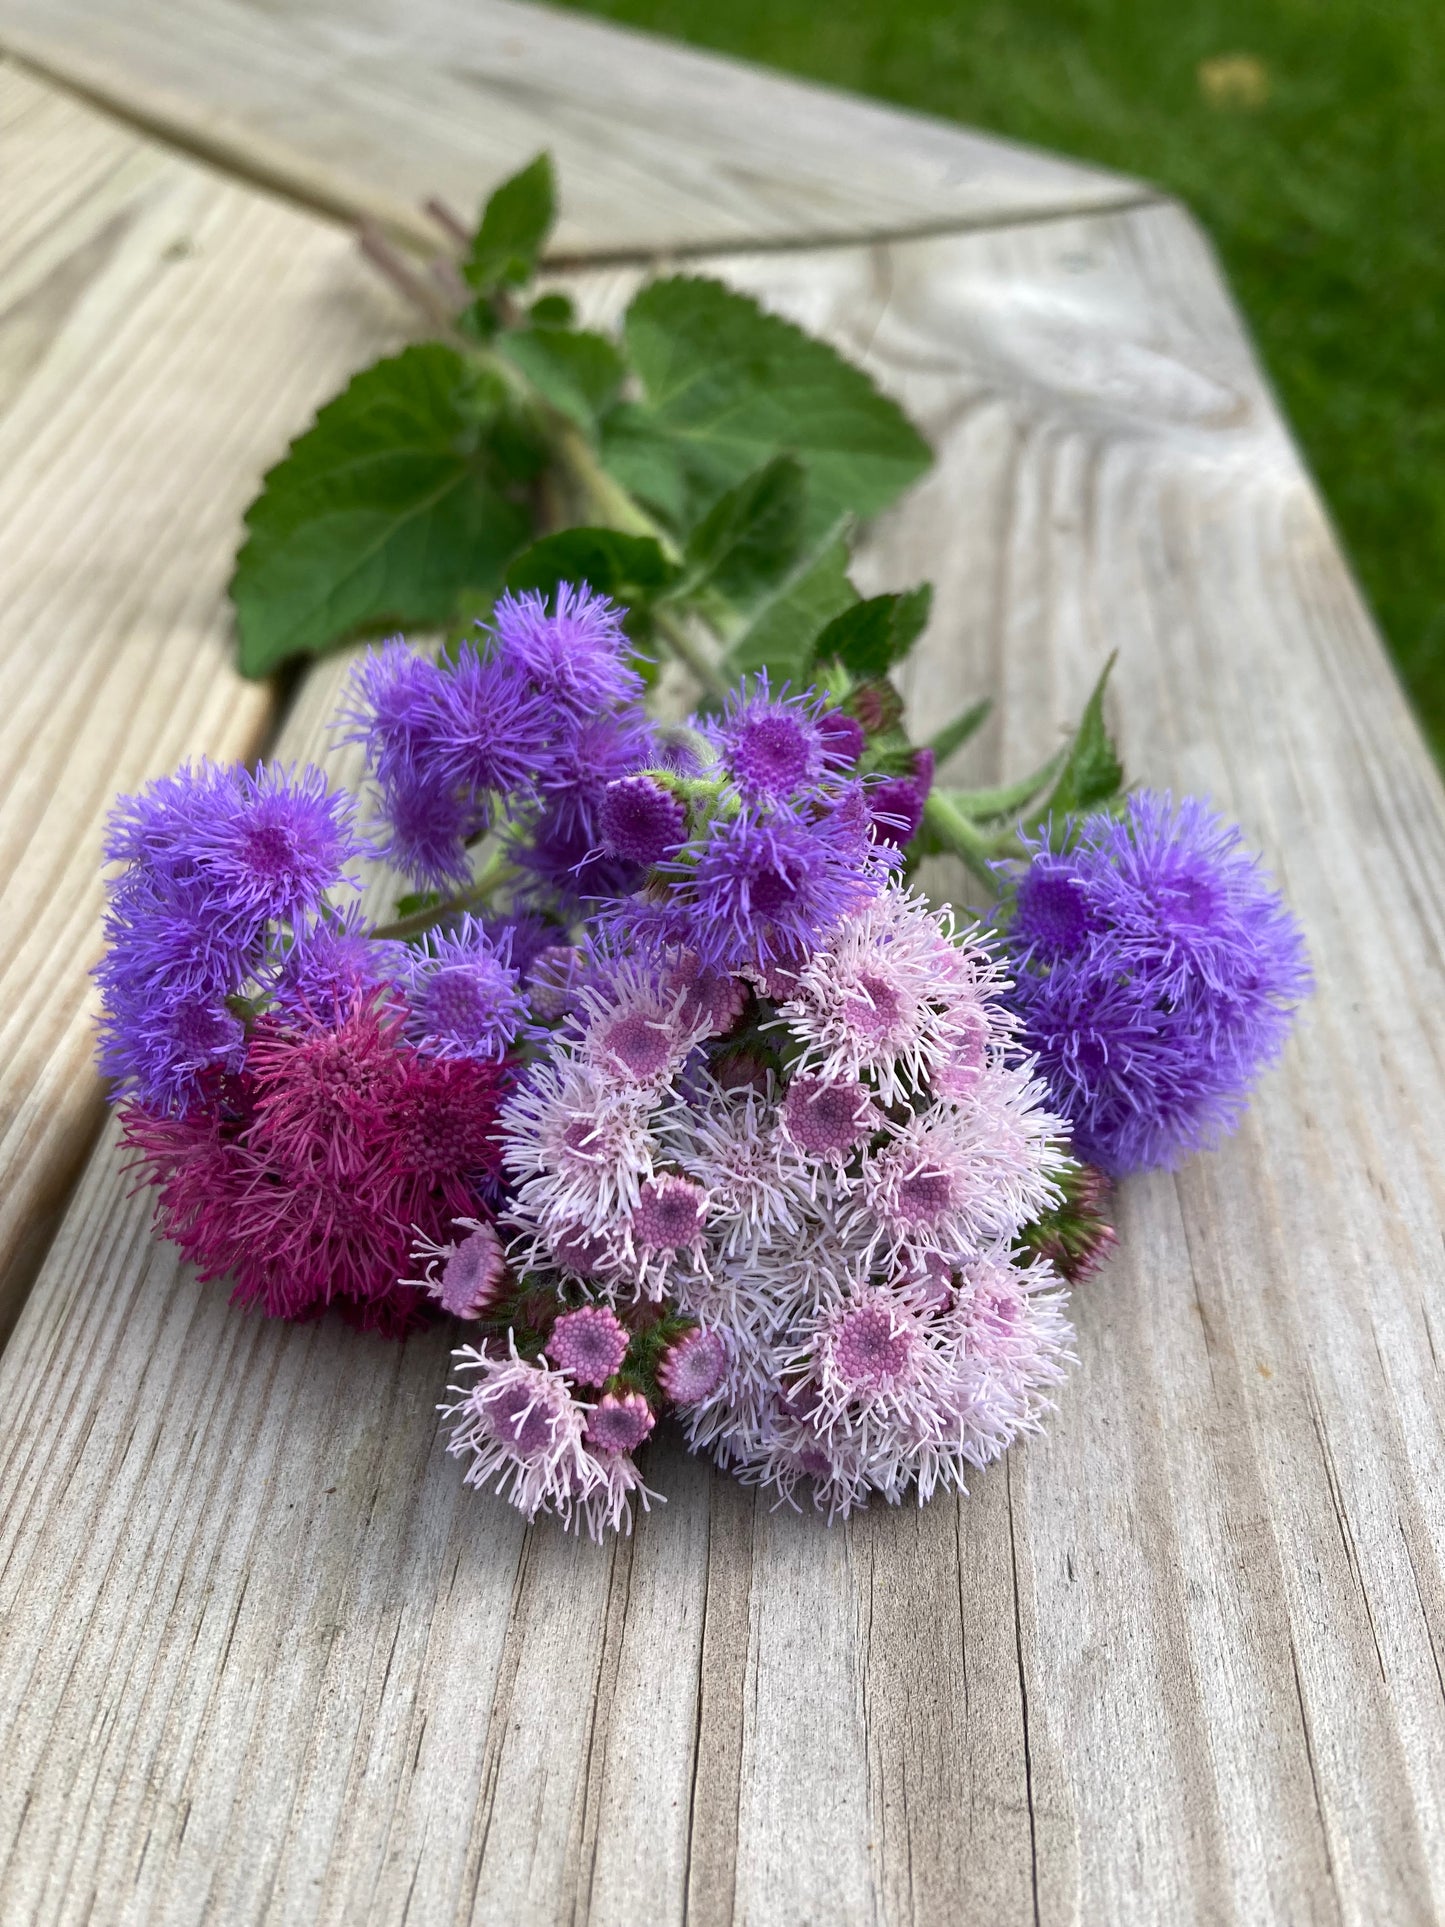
[921, 790, 1009, 893]
[545, 419, 730, 701]
[372, 849, 522, 941]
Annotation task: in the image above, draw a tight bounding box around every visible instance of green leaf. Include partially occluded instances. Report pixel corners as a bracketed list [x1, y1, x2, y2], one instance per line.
[464, 153, 555, 293]
[393, 890, 444, 919]
[598, 402, 694, 529]
[231, 344, 535, 676]
[928, 698, 992, 768]
[608, 276, 931, 538]
[681, 455, 806, 606]
[1041, 655, 1124, 818]
[504, 527, 679, 614]
[809, 585, 932, 679]
[720, 522, 857, 681]
[498, 326, 627, 436]
[529, 292, 574, 327]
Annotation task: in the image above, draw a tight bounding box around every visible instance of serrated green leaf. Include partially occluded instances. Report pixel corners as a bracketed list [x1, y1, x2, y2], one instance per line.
[464, 153, 555, 293]
[1041, 655, 1124, 818]
[607, 276, 931, 540]
[499, 326, 626, 437]
[231, 344, 535, 676]
[598, 402, 693, 530]
[809, 585, 932, 680]
[680, 455, 806, 606]
[720, 523, 857, 681]
[928, 698, 992, 768]
[503, 527, 679, 631]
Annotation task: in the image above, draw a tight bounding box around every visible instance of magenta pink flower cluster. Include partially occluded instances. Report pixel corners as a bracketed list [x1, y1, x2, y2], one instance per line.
[97, 583, 1309, 1538]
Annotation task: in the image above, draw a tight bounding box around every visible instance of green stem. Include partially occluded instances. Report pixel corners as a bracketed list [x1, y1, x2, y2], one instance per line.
[543, 421, 729, 701]
[372, 849, 522, 940]
[650, 605, 731, 705]
[550, 416, 677, 553]
[921, 791, 1011, 893]
[468, 351, 732, 701]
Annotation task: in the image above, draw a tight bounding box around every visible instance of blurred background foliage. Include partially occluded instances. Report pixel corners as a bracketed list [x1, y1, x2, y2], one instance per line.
[557, 0, 1445, 756]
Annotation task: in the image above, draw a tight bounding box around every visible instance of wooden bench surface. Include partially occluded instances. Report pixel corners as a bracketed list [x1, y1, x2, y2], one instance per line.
[0, 6, 1443, 1923]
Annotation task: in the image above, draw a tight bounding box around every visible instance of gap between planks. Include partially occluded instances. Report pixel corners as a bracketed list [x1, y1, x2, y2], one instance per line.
[0, 37, 1167, 267]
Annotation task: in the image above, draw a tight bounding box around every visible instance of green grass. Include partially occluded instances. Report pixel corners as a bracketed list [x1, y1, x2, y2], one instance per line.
[556, 0, 1445, 754]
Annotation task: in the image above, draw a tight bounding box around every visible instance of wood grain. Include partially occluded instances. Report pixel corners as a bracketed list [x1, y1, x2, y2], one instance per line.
[2, 171, 1443, 1923]
[0, 65, 414, 1332]
[0, 0, 1152, 259]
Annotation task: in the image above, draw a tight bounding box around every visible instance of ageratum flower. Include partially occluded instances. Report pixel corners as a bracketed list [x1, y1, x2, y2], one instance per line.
[97, 760, 364, 1112]
[269, 905, 404, 1028]
[511, 709, 657, 907]
[120, 996, 508, 1332]
[443, 1343, 658, 1538]
[1003, 792, 1311, 1174]
[710, 676, 839, 802]
[627, 801, 884, 973]
[395, 915, 527, 1061]
[344, 585, 647, 890]
[491, 583, 644, 722]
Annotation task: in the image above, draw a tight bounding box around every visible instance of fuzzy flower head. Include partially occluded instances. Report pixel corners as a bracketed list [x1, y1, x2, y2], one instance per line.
[656, 1326, 727, 1406]
[409, 1218, 510, 1319]
[634, 802, 881, 974]
[1003, 792, 1311, 1173]
[777, 884, 1012, 1106]
[586, 1391, 656, 1455]
[486, 893, 1073, 1528]
[445, 1345, 594, 1523]
[397, 916, 526, 1061]
[97, 761, 365, 1112]
[548, 1305, 631, 1386]
[122, 996, 509, 1331]
[599, 773, 688, 865]
[104, 759, 362, 930]
[269, 906, 403, 1029]
[711, 676, 840, 804]
[490, 583, 642, 720]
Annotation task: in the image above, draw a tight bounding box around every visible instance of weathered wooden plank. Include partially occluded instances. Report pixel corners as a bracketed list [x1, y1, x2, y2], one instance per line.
[0, 0, 1151, 258]
[3, 186, 1443, 1925]
[0, 66, 416, 1332]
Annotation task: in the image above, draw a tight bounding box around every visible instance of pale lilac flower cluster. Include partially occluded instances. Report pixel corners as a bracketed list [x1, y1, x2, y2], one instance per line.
[441, 883, 1073, 1529]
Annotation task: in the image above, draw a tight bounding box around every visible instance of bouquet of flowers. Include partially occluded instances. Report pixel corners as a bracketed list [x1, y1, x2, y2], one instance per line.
[95, 158, 1309, 1537]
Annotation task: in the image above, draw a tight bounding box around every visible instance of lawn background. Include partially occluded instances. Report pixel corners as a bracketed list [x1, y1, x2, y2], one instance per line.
[557, 0, 1445, 756]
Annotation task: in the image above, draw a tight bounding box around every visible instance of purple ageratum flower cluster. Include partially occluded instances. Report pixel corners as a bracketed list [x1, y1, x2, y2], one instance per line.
[600, 676, 897, 975]
[98, 759, 531, 1124]
[440, 882, 1072, 1531]
[1002, 791, 1311, 1174]
[97, 761, 366, 1111]
[344, 585, 651, 890]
